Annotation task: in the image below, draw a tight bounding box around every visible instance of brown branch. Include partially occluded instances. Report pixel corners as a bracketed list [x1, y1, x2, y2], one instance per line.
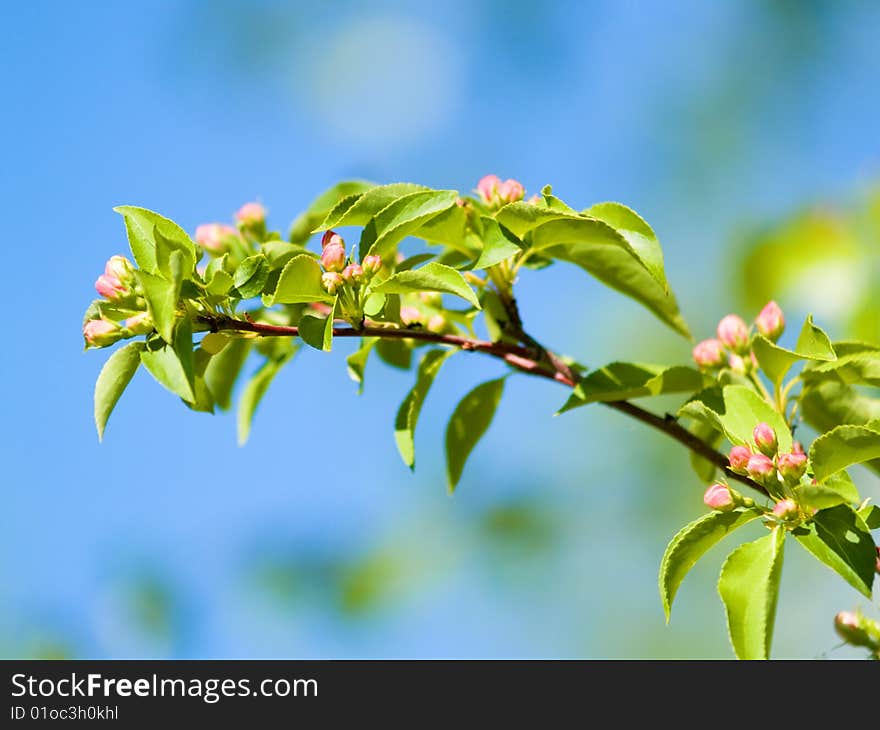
[201, 313, 768, 497]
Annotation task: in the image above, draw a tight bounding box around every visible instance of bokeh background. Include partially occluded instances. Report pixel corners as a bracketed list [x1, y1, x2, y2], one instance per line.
[2, 0, 879, 658]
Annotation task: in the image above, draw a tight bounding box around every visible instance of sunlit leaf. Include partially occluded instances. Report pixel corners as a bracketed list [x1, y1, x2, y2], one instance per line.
[94, 341, 145, 440]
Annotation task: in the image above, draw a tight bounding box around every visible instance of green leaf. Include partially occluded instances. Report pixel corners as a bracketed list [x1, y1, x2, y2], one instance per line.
[237, 349, 297, 445]
[445, 378, 505, 491]
[94, 341, 145, 440]
[154, 226, 196, 280]
[537, 218, 690, 338]
[136, 262, 182, 344]
[299, 303, 336, 352]
[494, 202, 580, 238]
[411, 204, 469, 250]
[751, 315, 836, 385]
[721, 385, 793, 451]
[472, 217, 521, 270]
[115, 206, 195, 273]
[717, 528, 785, 660]
[315, 182, 428, 231]
[689, 420, 723, 483]
[264, 254, 333, 305]
[803, 351, 880, 388]
[859, 504, 880, 529]
[206, 269, 233, 296]
[809, 424, 880, 482]
[793, 505, 875, 598]
[204, 337, 252, 410]
[371, 262, 480, 309]
[558, 363, 704, 414]
[584, 202, 667, 292]
[794, 471, 860, 510]
[233, 254, 270, 299]
[659, 509, 762, 621]
[375, 338, 412, 370]
[394, 349, 455, 469]
[141, 341, 195, 403]
[347, 338, 376, 394]
[288, 180, 375, 244]
[366, 190, 459, 260]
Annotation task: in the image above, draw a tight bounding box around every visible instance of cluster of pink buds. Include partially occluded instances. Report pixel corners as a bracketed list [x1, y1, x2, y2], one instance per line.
[319, 231, 382, 295]
[692, 301, 785, 372]
[85, 255, 155, 347]
[727, 422, 807, 488]
[235, 201, 266, 229]
[476, 174, 525, 208]
[195, 223, 241, 255]
[95, 255, 137, 302]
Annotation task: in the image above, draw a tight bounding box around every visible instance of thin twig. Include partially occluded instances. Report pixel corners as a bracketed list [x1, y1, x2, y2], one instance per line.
[201, 313, 768, 497]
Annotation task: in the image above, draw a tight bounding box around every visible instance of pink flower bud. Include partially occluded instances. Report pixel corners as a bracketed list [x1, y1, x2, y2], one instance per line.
[400, 306, 423, 326]
[321, 230, 344, 250]
[792, 440, 804, 455]
[727, 353, 747, 374]
[772, 498, 798, 520]
[476, 174, 501, 204]
[362, 254, 382, 279]
[321, 242, 346, 272]
[321, 271, 343, 295]
[498, 178, 525, 204]
[747, 453, 776, 483]
[716, 314, 750, 353]
[834, 611, 873, 648]
[753, 422, 778, 456]
[692, 338, 724, 369]
[105, 255, 135, 284]
[95, 273, 128, 301]
[235, 201, 266, 227]
[527, 194, 542, 205]
[427, 314, 447, 333]
[342, 263, 364, 285]
[83, 319, 122, 348]
[195, 223, 239, 254]
[123, 311, 153, 336]
[777, 451, 807, 483]
[755, 300, 785, 342]
[703, 483, 736, 511]
[728, 445, 752, 474]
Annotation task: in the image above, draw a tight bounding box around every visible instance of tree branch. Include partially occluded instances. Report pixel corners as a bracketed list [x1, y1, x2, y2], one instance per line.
[201, 313, 769, 497]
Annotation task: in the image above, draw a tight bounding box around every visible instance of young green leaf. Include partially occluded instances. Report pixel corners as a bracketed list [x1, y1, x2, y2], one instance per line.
[366, 190, 459, 260]
[315, 182, 428, 231]
[751, 315, 836, 385]
[659, 509, 762, 621]
[299, 303, 336, 352]
[154, 226, 197, 281]
[558, 363, 704, 414]
[809, 424, 880, 482]
[536, 218, 690, 338]
[288, 180, 376, 244]
[204, 337, 252, 410]
[717, 528, 785, 660]
[347, 338, 376, 394]
[719, 385, 793, 451]
[94, 341, 145, 440]
[794, 470, 860, 511]
[140, 340, 195, 403]
[584, 202, 668, 293]
[394, 349, 455, 469]
[233, 254, 270, 299]
[264, 254, 333, 305]
[803, 351, 880, 388]
[793, 505, 875, 598]
[371, 262, 480, 309]
[237, 348, 297, 445]
[859, 504, 880, 529]
[115, 205, 194, 274]
[136, 252, 184, 344]
[689, 420, 723, 483]
[445, 378, 505, 491]
[375, 338, 412, 370]
[472, 218, 522, 270]
[494, 202, 580, 238]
